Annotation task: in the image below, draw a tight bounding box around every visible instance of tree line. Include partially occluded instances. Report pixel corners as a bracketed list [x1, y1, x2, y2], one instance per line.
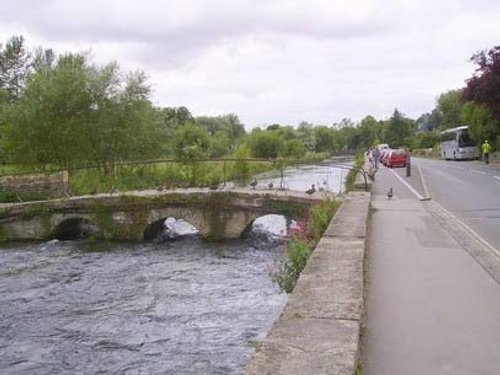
[1, 36, 498, 171]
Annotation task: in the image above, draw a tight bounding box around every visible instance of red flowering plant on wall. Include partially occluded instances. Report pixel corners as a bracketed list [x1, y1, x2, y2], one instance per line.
[273, 199, 340, 293]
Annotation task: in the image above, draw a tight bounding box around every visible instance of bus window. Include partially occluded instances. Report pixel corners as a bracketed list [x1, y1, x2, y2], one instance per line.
[458, 132, 475, 147]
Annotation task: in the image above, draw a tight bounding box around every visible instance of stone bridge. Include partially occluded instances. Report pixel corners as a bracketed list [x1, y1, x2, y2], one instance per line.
[0, 188, 326, 242]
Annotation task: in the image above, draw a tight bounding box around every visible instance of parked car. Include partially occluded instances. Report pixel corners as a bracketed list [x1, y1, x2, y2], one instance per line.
[386, 148, 409, 168]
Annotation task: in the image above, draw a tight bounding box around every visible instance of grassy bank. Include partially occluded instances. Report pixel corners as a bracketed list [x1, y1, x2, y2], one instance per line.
[0, 155, 338, 203]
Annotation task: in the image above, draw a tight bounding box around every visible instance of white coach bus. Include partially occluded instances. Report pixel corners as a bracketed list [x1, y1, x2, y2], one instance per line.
[440, 126, 479, 160]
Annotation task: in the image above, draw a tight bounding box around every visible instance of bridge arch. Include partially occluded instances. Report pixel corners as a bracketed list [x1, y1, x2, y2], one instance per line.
[0, 190, 317, 242]
[50, 217, 103, 240]
[143, 216, 199, 241]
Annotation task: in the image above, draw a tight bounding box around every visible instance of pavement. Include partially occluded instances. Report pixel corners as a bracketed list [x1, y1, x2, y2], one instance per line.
[362, 166, 500, 375]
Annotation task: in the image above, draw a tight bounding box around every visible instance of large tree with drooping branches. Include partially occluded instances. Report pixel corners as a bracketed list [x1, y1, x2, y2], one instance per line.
[463, 46, 500, 149]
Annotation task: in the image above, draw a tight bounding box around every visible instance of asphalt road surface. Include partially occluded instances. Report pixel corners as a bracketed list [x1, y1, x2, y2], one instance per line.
[363, 161, 500, 375]
[411, 158, 500, 251]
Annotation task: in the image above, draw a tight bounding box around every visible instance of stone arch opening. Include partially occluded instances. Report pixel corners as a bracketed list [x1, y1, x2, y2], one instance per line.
[143, 217, 199, 241]
[51, 218, 103, 240]
[242, 214, 292, 241]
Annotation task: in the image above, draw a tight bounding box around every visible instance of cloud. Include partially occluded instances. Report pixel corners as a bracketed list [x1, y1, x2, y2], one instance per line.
[1, 0, 500, 128]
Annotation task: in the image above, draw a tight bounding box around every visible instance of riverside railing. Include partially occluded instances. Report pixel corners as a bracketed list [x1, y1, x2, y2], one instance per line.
[0, 156, 368, 202]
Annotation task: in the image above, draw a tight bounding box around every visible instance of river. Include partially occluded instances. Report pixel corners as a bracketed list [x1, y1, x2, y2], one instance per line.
[0, 159, 352, 375]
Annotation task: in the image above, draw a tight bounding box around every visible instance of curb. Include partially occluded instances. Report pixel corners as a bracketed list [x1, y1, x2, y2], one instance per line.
[243, 191, 371, 375]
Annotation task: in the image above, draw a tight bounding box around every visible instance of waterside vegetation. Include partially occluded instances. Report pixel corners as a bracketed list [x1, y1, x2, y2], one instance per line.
[274, 198, 341, 293]
[1, 36, 499, 202]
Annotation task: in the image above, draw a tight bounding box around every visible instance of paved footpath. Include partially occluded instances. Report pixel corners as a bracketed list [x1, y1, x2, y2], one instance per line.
[362, 167, 500, 374]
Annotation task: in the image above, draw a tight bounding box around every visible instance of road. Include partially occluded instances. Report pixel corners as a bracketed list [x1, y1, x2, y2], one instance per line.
[362, 161, 500, 375]
[412, 158, 500, 251]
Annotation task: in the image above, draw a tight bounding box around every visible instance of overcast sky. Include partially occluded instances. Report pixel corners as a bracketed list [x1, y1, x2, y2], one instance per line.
[1, 0, 499, 129]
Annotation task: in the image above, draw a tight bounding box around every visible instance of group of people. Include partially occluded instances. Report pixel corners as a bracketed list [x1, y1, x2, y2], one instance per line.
[366, 147, 382, 170]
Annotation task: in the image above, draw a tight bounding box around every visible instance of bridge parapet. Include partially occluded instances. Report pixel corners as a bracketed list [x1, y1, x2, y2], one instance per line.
[0, 189, 326, 242]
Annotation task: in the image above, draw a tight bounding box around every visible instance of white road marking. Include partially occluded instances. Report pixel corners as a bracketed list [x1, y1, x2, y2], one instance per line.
[494, 176, 500, 181]
[388, 169, 425, 200]
[417, 165, 431, 199]
[471, 169, 486, 175]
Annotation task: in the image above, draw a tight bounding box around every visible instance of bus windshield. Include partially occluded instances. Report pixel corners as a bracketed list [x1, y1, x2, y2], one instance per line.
[458, 131, 476, 147]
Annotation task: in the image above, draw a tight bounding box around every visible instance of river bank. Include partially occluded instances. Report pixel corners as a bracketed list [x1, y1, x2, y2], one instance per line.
[243, 184, 371, 374]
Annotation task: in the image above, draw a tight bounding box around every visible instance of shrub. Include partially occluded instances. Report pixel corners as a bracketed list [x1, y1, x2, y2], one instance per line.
[274, 198, 340, 293]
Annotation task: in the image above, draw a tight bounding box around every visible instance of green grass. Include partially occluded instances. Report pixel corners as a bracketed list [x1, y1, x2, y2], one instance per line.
[0, 160, 278, 202]
[0, 155, 333, 202]
[68, 160, 277, 195]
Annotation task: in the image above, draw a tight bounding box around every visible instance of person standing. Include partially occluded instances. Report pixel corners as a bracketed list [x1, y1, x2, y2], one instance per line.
[482, 140, 492, 164]
[373, 147, 380, 169]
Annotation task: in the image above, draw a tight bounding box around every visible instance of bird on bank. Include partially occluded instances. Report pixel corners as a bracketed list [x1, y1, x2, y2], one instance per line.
[387, 187, 393, 200]
[156, 185, 164, 192]
[305, 184, 316, 195]
[250, 178, 258, 189]
[268, 181, 274, 190]
[209, 184, 219, 190]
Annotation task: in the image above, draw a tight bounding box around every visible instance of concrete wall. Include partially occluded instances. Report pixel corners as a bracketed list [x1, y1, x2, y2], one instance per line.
[243, 191, 371, 375]
[0, 170, 68, 196]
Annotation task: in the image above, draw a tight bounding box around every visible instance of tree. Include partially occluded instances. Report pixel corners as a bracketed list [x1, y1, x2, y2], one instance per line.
[358, 115, 381, 149]
[4, 52, 162, 168]
[0, 35, 31, 102]
[247, 129, 283, 158]
[196, 113, 246, 152]
[416, 109, 443, 132]
[172, 123, 210, 160]
[336, 124, 360, 152]
[209, 132, 231, 158]
[5, 53, 94, 167]
[159, 106, 194, 137]
[223, 113, 246, 150]
[437, 89, 465, 130]
[413, 131, 440, 149]
[334, 118, 355, 128]
[385, 109, 414, 148]
[463, 46, 500, 120]
[296, 121, 316, 151]
[314, 126, 336, 153]
[462, 46, 500, 150]
[282, 139, 305, 158]
[461, 102, 499, 150]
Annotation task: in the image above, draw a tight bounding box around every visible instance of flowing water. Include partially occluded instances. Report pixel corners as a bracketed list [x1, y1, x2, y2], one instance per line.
[0, 159, 352, 375]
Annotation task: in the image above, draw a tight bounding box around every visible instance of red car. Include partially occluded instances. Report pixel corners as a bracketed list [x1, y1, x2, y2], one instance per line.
[386, 149, 409, 168]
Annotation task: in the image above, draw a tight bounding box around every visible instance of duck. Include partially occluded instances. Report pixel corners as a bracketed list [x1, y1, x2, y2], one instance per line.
[209, 184, 219, 190]
[387, 187, 393, 200]
[305, 184, 316, 195]
[268, 181, 274, 190]
[249, 178, 258, 189]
